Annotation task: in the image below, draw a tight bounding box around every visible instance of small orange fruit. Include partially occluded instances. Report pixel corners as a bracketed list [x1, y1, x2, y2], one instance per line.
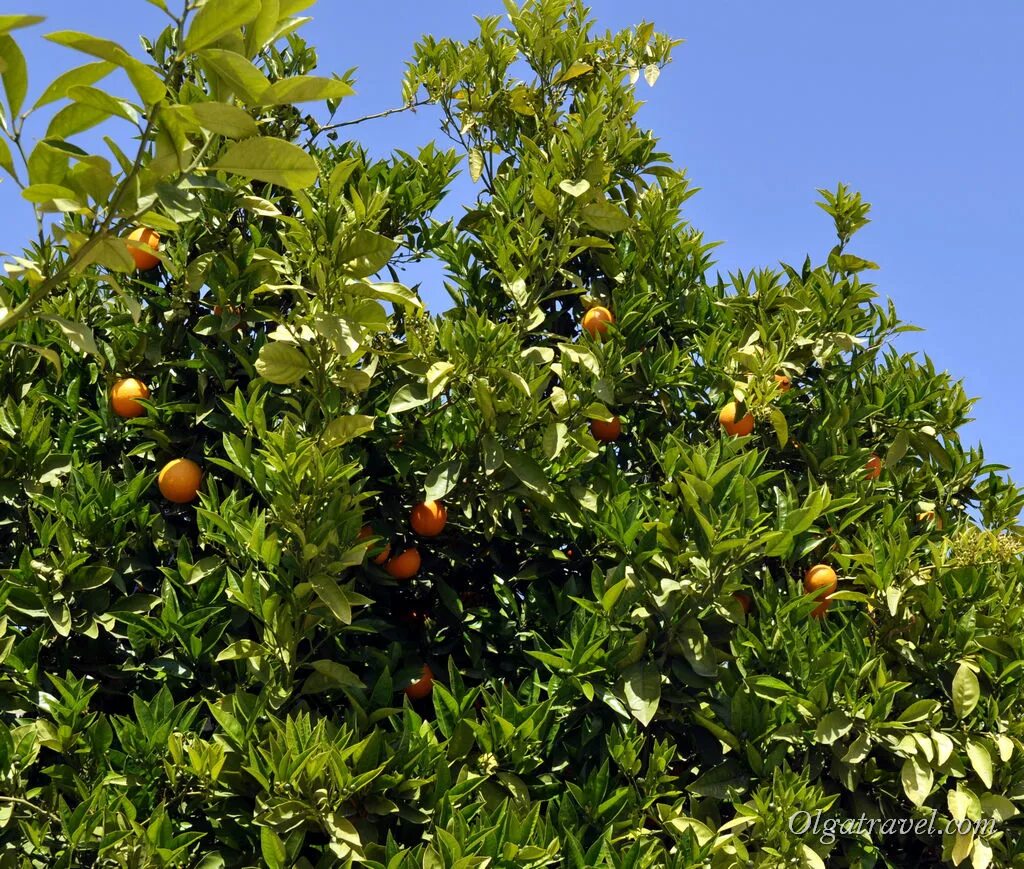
[774, 374, 792, 392]
[410, 501, 447, 536]
[358, 525, 391, 565]
[734, 592, 752, 615]
[590, 416, 622, 442]
[404, 664, 434, 700]
[582, 305, 614, 339]
[158, 458, 202, 504]
[385, 547, 421, 580]
[126, 227, 160, 271]
[719, 401, 755, 437]
[865, 454, 882, 480]
[110, 377, 150, 418]
[803, 564, 838, 619]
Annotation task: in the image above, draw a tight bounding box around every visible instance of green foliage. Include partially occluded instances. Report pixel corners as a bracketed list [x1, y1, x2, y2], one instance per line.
[1, 0, 1023, 866]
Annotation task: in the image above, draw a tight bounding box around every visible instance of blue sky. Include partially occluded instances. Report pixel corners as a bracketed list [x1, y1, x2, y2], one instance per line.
[3, 1, 1022, 486]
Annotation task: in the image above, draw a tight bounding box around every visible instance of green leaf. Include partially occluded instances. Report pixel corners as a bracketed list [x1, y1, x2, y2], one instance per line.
[67, 85, 137, 123]
[212, 136, 318, 189]
[0, 136, 15, 179]
[620, 663, 660, 727]
[260, 827, 287, 869]
[559, 178, 590, 198]
[814, 711, 853, 745]
[12, 342, 62, 379]
[966, 740, 993, 788]
[183, 0, 260, 52]
[364, 281, 423, 309]
[900, 756, 933, 807]
[468, 148, 484, 182]
[504, 450, 552, 497]
[543, 420, 567, 460]
[215, 640, 265, 661]
[580, 201, 631, 234]
[43, 316, 99, 355]
[388, 382, 429, 414]
[533, 183, 559, 221]
[45, 32, 165, 104]
[76, 236, 136, 272]
[323, 414, 375, 447]
[21, 183, 79, 204]
[555, 61, 593, 84]
[0, 35, 28, 117]
[46, 101, 110, 138]
[0, 15, 44, 35]
[310, 574, 352, 624]
[258, 75, 355, 104]
[188, 101, 260, 138]
[677, 618, 717, 677]
[340, 230, 398, 278]
[952, 662, 980, 719]
[310, 660, 364, 688]
[198, 49, 270, 103]
[255, 341, 309, 384]
[769, 407, 788, 449]
[425, 460, 462, 501]
[888, 429, 910, 466]
[45, 600, 71, 636]
[426, 361, 455, 399]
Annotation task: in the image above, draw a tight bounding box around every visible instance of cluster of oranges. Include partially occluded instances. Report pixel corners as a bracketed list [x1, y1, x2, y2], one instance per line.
[110, 375, 203, 504]
[110, 229, 205, 505]
[581, 305, 624, 444]
[360, 500, 448, 700]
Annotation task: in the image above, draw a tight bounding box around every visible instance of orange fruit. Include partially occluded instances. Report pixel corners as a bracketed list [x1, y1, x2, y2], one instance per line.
[734, 592, 752, 615]
[582, 305, 614, 339]
[590, 416, 622, 442]
[774, 374, 792, 392]
[865, 454, 882, 480]
[719, 401, 755, 437]
[110, 377, 150, 418]
[158, 458, 202, 504]
[126, 227, 160, 271]
[405, 664, 434, 700]
[385, 547, 421, 580]
[803, 564, 837, 619]
[410, 501, 447, 536]
[358, 525, 391, 565]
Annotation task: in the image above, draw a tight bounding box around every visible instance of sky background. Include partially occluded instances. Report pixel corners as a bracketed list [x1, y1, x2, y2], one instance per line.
[2, 1, 1022, 487]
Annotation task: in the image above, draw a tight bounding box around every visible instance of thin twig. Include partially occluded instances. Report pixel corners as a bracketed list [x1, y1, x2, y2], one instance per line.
[0, 795, 60, 824]
[312, 98, 433, 136]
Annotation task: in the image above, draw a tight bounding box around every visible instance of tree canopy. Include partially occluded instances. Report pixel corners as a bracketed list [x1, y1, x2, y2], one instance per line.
[1, 1, 1023, 867]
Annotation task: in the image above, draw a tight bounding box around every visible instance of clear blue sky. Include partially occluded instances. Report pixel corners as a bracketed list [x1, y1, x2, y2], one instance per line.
[3, 2, 1022, 485]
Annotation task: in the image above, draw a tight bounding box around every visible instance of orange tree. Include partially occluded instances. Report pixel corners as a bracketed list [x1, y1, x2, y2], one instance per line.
[1, 2, 1024, 866]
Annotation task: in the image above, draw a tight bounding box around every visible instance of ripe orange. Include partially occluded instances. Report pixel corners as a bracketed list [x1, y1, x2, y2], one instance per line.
[590, 416, 622, 442]
[582, 305, 614, 339]
[734, 592, 752, 615]
[126, 227, 160, 271]
[865, 454, 882, 480]
[358, 525, 391, 565]
[774, 374, 792, 392]
[385, 547, 421, 580]
[158, 458, 202, 504]
[410, 501, 447, 536]
[110, 377, 150, 418]
[405, 664, 434, 700]
[719, 401, 755, 437]
[803, 564, 838, 619]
